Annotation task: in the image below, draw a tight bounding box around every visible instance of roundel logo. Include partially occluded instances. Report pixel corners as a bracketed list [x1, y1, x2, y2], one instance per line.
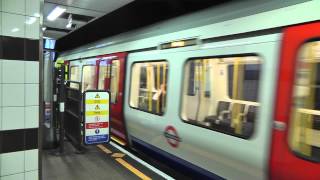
[164, 125, 181, 148]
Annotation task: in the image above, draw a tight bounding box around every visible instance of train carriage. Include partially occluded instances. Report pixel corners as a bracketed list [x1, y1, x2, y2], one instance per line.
[58, 0, 320, 179]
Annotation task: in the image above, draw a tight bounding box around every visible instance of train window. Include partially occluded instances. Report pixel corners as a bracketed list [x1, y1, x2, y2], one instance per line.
[130, 61, 168, 115]
[110, 60, 120, 103]
[289, 40, 320, 162]
[82, 65, 96, 92]
[70, 66, 80, 89]
[98, 62, 111, 90]
[181, 56, 261, 139]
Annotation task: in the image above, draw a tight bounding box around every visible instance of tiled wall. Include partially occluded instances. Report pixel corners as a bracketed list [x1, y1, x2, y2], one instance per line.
[0, 0, 42, 180]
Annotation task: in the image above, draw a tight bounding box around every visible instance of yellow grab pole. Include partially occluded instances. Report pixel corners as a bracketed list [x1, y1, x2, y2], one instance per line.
[147, 65, 153, 112]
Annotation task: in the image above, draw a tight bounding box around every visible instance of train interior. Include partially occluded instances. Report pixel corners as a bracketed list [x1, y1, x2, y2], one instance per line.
[181, 56, 261, 138]
[290, 40, 320, 162]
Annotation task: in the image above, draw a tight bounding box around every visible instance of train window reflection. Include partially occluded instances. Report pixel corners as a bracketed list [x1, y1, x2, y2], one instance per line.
[98, 62, 111, 90]
[130, 61, 168, 115]
[181, 56, 261, 139]
[289, 40, 320, 162]
[82, 65, 96, 92]
[110, 60, 120, 103]
[70, 66, 80, 89]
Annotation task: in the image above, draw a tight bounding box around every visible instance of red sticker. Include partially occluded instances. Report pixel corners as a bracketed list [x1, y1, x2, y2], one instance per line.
[164, 125, 181, 148]
[86, 122, 109, 129]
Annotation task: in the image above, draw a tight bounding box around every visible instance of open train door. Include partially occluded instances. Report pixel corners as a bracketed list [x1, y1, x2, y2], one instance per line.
[96, 52, 128, 146]
[270, 22, 320, 179]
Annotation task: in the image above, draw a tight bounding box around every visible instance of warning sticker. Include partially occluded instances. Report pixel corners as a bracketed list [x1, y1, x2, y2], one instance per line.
[84, 91, 110, 145]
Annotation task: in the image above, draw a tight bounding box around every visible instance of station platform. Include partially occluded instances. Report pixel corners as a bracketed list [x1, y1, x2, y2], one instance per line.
[42, 141, 172, 180]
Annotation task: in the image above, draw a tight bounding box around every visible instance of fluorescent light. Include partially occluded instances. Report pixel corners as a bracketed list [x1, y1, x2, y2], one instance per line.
[11, 28, 20, 32]
[47, 6, 66, 21]
[33, 13, 40, 17]
[25, 17, 37, 25]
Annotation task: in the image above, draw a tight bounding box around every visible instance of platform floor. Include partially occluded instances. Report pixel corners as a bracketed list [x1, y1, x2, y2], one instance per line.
[42, 141, 167, 180]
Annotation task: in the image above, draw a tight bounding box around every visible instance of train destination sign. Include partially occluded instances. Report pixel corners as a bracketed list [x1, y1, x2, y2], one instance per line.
[83, 91, 110, 145]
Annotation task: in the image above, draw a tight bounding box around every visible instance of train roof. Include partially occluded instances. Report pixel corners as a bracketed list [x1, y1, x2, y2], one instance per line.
[59, 0, 318, 60]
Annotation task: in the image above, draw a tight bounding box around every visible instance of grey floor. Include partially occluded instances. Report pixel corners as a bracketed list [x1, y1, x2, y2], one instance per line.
[42, 141, 164, 180]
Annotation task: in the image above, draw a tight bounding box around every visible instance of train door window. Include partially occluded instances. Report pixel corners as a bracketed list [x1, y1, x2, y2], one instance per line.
[130, 61, 168, 115]
[289, 40, 320, 162]
[98, 62, 111, 90]
[70, 66, 80, 89]
[82, 65, 96, 92]
[110, 60, 120, 103]
[181, 56, 261, 139]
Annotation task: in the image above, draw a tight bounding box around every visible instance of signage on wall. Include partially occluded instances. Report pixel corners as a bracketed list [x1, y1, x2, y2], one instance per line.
[83, 90, 110, 145]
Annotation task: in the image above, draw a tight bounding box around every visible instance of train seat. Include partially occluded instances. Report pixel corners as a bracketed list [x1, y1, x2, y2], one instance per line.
[240, 105, 258, 137]
[204, 101, 232, 125]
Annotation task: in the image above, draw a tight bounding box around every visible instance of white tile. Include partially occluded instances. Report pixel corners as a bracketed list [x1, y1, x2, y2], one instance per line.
[25, 16, 39, 39]
[26, 0, 40, 17]
[0, 84, 2, 107]
[2, 84, 24, 107]
[0, 173, 24, 180]
[25, 84, 39, 106]
[2, 107, 24, 130]
[2, 60, 25, 83]
[25, 106, 39, 128]
[0, 108, 2, 130]
[25, 61, 39, 83]
[0, 13, 2, 36]
[0, 151, 24, 176]
[25, 170, 38, 180]
[1, 13, 25, 38]
[0, 60, 2, 83]
[2, 0, 26, 15]
[25, 149, 38, 171]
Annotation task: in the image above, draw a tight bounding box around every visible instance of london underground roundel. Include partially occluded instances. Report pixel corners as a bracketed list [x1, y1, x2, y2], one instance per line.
[164, 125, 181, 148]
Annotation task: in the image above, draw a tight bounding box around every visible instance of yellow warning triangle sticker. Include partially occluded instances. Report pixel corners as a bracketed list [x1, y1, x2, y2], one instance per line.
[95, 93, 100, 98]
[95, 105, 100, 110]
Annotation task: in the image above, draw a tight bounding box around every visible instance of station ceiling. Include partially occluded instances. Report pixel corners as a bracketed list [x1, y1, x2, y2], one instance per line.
[43, 0, 134, 39]
[54, 0, 231, 52]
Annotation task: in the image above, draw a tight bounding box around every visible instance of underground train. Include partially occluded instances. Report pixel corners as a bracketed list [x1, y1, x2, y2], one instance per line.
[56, 0, 320, 179]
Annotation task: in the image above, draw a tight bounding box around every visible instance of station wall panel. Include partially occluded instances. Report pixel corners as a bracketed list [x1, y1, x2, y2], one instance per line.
[0, 0, 41, 179]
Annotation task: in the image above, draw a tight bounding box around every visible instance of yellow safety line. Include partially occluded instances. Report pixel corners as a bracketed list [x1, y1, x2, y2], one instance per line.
[111, 136, 126, 146]
[112, 153, 125, 158]
[115, 158, 152, 180]
[96, 144, 112, 154]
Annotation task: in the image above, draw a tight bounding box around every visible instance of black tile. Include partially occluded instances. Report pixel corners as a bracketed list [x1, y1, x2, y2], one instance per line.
[0, 128, 39, 153]
[0, 37, 3, 58]
[0, 129, 25, 153]
[25, 39, 40, 61]
[1, 36, 25, 60]
[25, 128, 39, 150]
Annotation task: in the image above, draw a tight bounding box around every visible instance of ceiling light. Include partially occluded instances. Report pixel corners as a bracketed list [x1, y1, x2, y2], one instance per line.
[47, 6, 66, 21]
[42, 27, 47, 31]
[25, 17, 37, 25]
[11, 28, 20, 32]
[33, 13, 40, 17]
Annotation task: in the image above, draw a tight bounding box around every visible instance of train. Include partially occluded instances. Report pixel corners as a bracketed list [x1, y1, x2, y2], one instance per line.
[56, 0, 320, 179]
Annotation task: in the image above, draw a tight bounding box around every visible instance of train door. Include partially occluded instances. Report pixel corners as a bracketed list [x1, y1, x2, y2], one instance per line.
[271, 22, 320, 179]
[97, 53, 128, 145]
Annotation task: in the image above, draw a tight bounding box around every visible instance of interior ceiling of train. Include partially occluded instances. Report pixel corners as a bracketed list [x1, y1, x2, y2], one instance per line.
[50, 0, 232, 52]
